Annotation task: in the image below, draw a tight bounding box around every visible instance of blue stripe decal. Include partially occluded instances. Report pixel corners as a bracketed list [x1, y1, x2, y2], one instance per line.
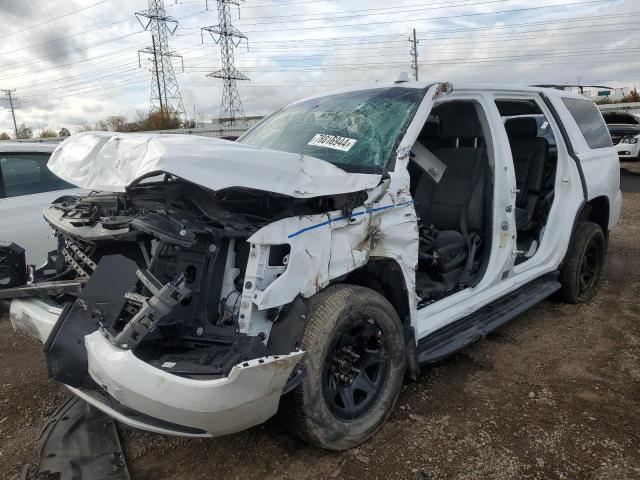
[287, 200, 414, 239]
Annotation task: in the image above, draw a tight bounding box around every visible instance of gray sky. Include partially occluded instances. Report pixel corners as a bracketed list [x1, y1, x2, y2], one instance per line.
[0, 0, 637, 134]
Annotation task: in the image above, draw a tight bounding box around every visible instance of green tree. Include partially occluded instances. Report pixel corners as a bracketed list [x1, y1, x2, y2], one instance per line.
[0, 132, 10, 140]
[59, 127, 70, 137]
[40, 129, 57, 138]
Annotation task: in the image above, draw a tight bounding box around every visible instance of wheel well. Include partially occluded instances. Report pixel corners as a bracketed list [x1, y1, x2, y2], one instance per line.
[340, 258, 410, 323]
[578, 196, 610, 234]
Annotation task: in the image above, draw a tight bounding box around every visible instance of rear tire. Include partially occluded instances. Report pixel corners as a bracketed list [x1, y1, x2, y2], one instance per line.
[560, 221, 605, 303]
[282, 284, 405, 450]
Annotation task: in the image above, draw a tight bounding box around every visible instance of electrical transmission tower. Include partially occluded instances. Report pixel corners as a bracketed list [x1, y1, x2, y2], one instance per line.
[409, 29, 419, 81]
[1, 89, 19, 139]
[202, 0, 249, 126]
[136, 0, 186, 121]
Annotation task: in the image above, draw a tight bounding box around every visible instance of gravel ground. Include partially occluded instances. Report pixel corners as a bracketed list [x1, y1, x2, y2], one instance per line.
[1, 169, 639, 480]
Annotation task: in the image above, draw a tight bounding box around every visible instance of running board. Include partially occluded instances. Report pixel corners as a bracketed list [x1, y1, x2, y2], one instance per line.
[417, 275, 561, 365]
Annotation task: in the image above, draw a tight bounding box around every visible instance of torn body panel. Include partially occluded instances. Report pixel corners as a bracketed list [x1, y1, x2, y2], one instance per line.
[10, 296, 305, 437]
[84, 331, 304, 436]
[21, 396, 130, 480]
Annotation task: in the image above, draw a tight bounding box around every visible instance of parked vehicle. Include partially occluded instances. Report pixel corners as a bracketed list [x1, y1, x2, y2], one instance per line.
[602, 110, 640, 126]
[608, 125, 640, 161]
[602, 110, 640, 161]
[0, 143, 81, 266]
[2, 82, 621, 450]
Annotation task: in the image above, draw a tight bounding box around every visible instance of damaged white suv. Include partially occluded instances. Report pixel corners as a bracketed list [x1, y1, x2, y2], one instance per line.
[3, 81, 621, 450]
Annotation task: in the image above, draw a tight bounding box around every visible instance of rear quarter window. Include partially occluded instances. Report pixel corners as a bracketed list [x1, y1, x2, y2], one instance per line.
[561, 98, 612, 149]
[0, 153, 73, 198]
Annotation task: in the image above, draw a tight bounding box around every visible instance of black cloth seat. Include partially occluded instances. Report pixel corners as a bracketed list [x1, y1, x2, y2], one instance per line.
[504, 117, 549, 231]
[414, 106, 487, 283]
[418, 119, 444, 152]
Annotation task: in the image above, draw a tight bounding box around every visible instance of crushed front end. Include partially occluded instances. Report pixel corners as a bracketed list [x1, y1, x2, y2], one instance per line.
[7, 178, 321, 436]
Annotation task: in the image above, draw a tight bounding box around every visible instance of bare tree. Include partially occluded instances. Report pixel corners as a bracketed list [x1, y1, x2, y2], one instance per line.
[106, 115, 127, 132]
[16, 123, 33, 139]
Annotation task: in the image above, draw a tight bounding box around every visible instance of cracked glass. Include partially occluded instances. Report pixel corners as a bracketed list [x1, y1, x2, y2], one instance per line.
[238, 87, 427, 174]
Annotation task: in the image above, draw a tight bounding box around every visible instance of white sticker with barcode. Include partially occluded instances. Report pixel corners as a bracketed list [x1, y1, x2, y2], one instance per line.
[308, 134, 357, 152]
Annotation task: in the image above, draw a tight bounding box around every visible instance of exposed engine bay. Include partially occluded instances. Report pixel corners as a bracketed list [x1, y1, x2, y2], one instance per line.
[15, 176, 363, 386]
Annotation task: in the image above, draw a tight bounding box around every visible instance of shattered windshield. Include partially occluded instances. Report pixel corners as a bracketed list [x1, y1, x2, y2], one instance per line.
[238, 87, 427, 174]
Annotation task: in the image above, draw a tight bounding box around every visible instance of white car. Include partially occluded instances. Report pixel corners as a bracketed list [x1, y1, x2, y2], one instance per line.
[0, 143, 81, 265]
[610, 126, 640, 161]
[4, 82, 621, 451]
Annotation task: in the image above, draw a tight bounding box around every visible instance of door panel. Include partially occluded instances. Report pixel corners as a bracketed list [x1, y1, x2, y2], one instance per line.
[0, 151, 80, 265]
[413, 93, 514, 340]
[0, 189, 82, 265]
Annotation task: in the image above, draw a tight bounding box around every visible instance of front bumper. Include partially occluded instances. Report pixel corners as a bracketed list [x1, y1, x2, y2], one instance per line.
[616, 142, 640, 160]
[10, 298, 304, 437]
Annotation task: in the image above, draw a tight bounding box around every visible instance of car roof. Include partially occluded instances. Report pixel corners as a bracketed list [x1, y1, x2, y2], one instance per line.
[289, 80, 588, 106]
[0, 142, 57, 153]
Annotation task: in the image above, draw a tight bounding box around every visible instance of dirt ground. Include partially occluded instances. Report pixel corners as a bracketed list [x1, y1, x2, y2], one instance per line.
[1, 168, 639, 480]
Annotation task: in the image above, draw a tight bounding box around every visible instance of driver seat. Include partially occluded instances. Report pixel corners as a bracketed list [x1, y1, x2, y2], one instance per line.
[413, 106, 487, 284]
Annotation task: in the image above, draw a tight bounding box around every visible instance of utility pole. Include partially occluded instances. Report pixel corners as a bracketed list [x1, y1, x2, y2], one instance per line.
[409, 29, 419, 81]
[136, 0, 186, 123]
[202, 0, 249, 126]
[1, 89, 19, 139]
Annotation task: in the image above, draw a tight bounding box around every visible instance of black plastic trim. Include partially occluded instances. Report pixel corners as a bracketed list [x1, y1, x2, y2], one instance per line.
[84, 382, 208, 435]
[417, 273, 561, 364]
[21, 396, 130, 480]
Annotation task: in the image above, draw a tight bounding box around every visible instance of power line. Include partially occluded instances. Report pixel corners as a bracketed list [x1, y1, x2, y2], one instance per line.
[0, 0, 112, 40]
[228, 0, 514, 22]
[235, 0, 617, 33]
[0, 18, 134, 58]
[2, 10, 629, 85]
[0, 31, 144, 71]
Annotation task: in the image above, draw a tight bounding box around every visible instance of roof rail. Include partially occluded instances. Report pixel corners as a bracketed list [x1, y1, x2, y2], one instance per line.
[532, 84, 614, 93]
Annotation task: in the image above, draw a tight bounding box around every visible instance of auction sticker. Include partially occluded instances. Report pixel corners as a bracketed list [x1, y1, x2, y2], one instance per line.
[308, 134, 357, 152]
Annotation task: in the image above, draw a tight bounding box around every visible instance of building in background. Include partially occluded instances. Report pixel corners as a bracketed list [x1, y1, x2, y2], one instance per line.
[582, 87, 631, 101]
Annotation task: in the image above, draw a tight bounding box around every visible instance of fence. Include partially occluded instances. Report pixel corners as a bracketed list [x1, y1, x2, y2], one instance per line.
[0, 117, 264, 144]
[1, 136, 63, 143]
[597, 102, 640, 116]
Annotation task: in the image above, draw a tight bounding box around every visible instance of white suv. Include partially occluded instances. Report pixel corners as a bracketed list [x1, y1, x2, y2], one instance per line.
[5, 82, 621, 450]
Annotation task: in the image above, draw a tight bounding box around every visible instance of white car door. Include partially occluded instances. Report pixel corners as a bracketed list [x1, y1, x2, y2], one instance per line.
[0, 151, 82, 265]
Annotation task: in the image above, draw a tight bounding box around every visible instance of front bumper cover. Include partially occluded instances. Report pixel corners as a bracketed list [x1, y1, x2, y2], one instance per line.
[10, 297, 304, 437]
[616, 142, 640, 160]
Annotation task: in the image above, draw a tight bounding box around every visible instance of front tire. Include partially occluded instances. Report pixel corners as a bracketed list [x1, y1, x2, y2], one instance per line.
[282, 284, 406, 450]
[560, 221, 605, 303]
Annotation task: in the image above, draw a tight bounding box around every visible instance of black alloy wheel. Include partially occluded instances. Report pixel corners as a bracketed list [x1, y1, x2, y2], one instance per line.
[323, 318, 390, 420]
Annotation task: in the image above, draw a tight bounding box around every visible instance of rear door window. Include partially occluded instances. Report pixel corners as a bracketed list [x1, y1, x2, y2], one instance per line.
[561, 98, 612, 149]
[0, 153, 73, 198]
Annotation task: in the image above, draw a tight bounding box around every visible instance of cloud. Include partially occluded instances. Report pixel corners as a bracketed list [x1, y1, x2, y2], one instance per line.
[0, 0, 637, 134]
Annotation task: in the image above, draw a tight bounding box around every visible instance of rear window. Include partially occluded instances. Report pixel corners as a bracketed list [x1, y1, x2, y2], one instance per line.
[0, 153, 73, 198]
[561, 98, 612, 149]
